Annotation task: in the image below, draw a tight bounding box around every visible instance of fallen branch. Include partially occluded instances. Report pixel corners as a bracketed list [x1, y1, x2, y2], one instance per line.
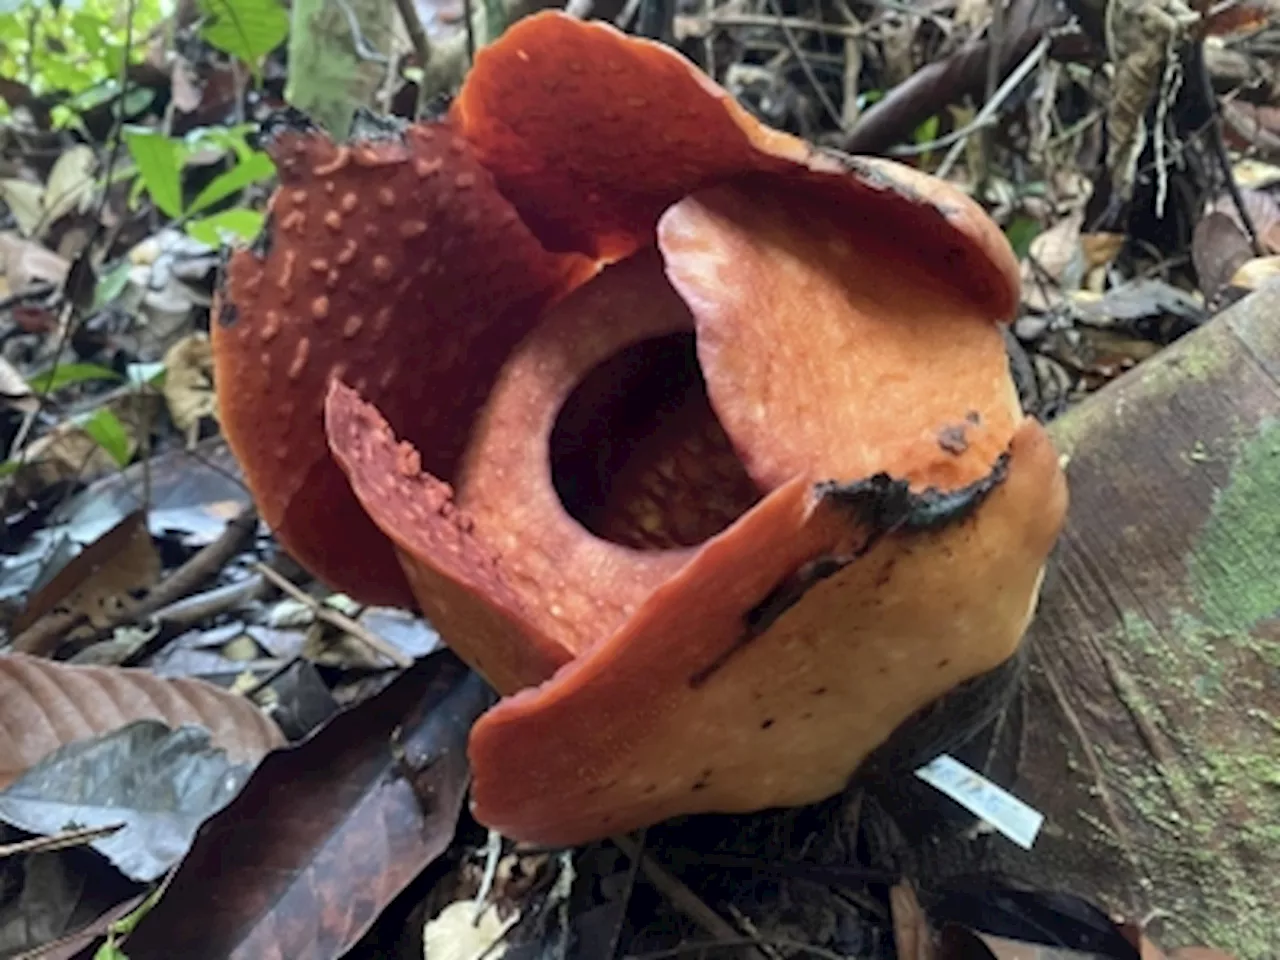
[12, 504, 260, 658]
[253, 562, 413, 669]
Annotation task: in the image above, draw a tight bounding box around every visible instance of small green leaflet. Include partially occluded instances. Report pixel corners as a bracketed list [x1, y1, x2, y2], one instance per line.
[94, 261, 131, 308]
[78, 407, 133, 468]
[198, 0, 288, 78]
[186, 208, 265, 246]
[188, 150, 275, 216]
[122, 127, 184, 218]
[29, 362, 123, 394]
[1004, 215, 1043, 261]
[93, 883, 167, 960]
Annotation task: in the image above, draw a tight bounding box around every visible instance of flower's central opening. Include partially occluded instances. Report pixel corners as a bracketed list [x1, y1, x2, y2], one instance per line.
[550, 331, 762, 550]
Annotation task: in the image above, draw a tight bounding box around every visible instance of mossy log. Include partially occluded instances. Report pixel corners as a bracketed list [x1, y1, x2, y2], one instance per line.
[993, 283, 1280, 957]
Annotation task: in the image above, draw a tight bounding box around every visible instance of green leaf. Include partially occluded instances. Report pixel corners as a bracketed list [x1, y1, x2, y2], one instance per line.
[109, 883, 166, 939]
[1004, 215, 1043, 262]
[93, 942, 129, 960]
[29, 362, 123, 394]
[187, 150, 275, 215]
[66, 79, 121, 112]
[185, 207, 265, 246]
[122, 127, 185, 218]
[93, 261, 131, 308]
[114, 87, 158, 120]
[199, 0, 288, 77]
[184, 123, 260, 161]
[913, 114, 940, 147]
[78, 407, 132, 467]
[479, 0, 509, 47]
[284, 0, 392, 136]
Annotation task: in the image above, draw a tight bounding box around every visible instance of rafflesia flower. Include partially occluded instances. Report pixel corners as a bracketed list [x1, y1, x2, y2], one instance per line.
[213, 12, 1068, 846]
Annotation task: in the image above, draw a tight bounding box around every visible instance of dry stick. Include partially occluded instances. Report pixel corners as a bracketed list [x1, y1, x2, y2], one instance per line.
[463, 0, 476, 68]
[11, 503, 261, 656]
[134, 505, 260, 617]
[762, 0, 845, 132]
[0, 823, 124, 860]
[841, 5, 1062, 155]
[935, 33, 1051, 180]
[392, 0, 433, 118]
[252, 562, 413, 668]
[611, 835, 770, 960]
[699, 12, 869, 39]
[148, 575, 268, 629]
[976, 0, 1008, 196]
[606, 829, 648, 960]
[1195, 43, 1265, 256]
[889, 113, 998, 156]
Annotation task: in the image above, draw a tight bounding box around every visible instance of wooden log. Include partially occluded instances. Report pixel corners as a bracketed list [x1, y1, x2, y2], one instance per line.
[992, 282, 1280, 957]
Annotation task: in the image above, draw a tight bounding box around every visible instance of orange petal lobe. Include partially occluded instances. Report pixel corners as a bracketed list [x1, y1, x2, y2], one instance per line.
[659, 181, 1020, 493]
[468, 418, 1067, 846]
[325, 380, 572, 693]
[212, 118, 589, 605]
[452, 11, 1018, 319]
[450, 11, 802, 260]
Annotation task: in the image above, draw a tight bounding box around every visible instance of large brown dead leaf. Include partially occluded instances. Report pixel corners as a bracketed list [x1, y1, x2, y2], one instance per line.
[114, 653, 490, 960]
[0, 653, 284, 789]
[12, 510, 160, 647]
[1192, 211, 1254, 304]
[0, 231, 70, 292]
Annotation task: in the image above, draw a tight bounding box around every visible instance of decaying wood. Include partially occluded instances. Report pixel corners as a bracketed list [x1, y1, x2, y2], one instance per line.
[642, 287, 1280, 959]
[989, 283, 1280, 957]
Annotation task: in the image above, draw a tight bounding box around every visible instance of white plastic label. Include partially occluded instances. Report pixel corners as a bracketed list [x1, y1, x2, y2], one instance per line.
[915, 753, 1045, 850]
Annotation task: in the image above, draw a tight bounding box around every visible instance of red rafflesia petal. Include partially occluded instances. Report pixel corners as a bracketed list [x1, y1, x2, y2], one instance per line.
[466, 421, 1064, 846]
[451, 13, 1018, 320]
[213, 118, 590, 607]
[214, 11, 1068, 847]
[658, 180, 1019, 493]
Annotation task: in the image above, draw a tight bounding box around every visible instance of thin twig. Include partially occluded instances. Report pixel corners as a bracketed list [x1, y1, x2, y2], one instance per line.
[1197, 44, 1265, 256]
[607, 829, 647, 960]
[474, 828, 505, 918]
[134, 505, 259, 619]
[463, 0, 476, 68]
[392, 0, 433, 118]
[615, 0, 643, 29]
[762, 0, 845, 132]
[0, 823, 124, 859]
[695, 12, 868, 39]
[977, 0, 1007, 196]
[889, 113, 998, 156]
[936, 33, 1051, 179]
[11, 503, 264, 661]
[253, 562, 413, 668]
[149, 575, 267, 629]
[611, 835, 769, 960]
